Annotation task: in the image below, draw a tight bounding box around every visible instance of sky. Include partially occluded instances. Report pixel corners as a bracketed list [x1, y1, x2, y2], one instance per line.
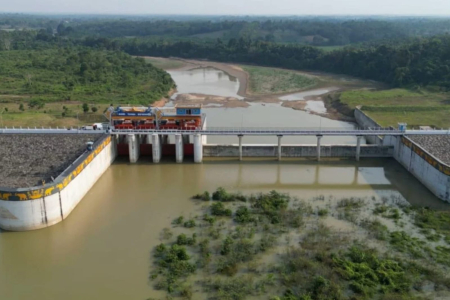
[1, 0, 450, 16]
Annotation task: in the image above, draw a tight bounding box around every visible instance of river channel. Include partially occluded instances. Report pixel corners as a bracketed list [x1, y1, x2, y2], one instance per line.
[169, 68, 360, 145]
[1, 67, 449, 300]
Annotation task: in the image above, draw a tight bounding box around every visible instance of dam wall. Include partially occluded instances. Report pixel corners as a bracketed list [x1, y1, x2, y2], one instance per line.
[384, 135, 450, 202]
[356, 110, 450, 202]
[354, 108, 384, 145]
[0, 135, 117, 231]
[204, 144, 393, 158]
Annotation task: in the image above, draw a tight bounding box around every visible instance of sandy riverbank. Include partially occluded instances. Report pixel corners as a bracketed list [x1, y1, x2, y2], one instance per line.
[145, 56, 381, 121]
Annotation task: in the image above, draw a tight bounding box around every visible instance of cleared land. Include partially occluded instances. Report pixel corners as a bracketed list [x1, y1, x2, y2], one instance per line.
[0, 102, 111, 127]
[409, 135, 450, 165]
[0, 134, 101, 188]
[339, 89, 450, 128]
[242, 65, 318, 95]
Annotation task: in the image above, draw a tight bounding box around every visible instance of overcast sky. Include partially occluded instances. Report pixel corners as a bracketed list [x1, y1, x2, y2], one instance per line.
[1, 0, 450, 16]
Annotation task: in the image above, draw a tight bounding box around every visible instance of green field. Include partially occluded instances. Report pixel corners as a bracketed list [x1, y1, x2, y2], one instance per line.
[0, 102, 113, 127]
[339, 89, 450, 128]
[241, 65, 317, 95]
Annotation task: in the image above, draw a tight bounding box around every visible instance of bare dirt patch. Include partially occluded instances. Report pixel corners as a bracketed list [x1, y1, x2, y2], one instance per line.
[175, 93, 249, 108]
[0, 134, 102, 188]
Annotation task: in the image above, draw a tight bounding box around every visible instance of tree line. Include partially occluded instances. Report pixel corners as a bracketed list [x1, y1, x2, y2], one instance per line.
[82, 35, 450, 89]
[1, 25, 450, 89]
[67, 18, 450, 46]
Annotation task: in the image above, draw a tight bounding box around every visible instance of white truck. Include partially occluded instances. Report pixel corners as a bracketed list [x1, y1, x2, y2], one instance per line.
[81, 123, 103, 130]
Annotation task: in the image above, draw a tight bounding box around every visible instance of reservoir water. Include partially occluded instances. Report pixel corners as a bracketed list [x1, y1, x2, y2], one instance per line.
[169, 68, 360, 145]
[0, 159, 447, 300]
[169, 67, 243, 100]
[1, 66, 448, 299]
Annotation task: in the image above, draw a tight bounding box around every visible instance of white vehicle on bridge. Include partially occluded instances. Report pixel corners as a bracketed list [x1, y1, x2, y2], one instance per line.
[81, 123, 104, 130]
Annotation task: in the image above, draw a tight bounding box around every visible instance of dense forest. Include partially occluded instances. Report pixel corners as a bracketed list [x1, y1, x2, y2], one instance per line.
[2, 14, 450, 46]
[59, 18, 450, 46]
[78, 35, 450, 89]
[1, 14, 450, 90]
[0, 44, 175, 104]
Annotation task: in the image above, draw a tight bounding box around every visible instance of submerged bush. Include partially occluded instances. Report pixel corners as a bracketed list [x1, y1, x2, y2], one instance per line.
[172, 216, 184, 225]
[235, 206, 255, 223]
[193, 191, 210, 201]
[250, 190, 289, 224]
[211, 202, 232, 217]
[176, 233, 197, 246]
[183, 219, 196, 228]
[333, 246, 412, 296]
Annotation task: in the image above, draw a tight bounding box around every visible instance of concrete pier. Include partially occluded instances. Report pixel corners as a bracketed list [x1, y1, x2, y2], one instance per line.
[128, 134, 140, 163]
[194, 134, 203, 163]
[146, 134, 152, 144]
[277, 135, 282, 161]
[175, 134, 184, 163]
[152, 134, 161, 163]
[238, 135, 243, 161]
[356, 136, 362, 161]
[317, 135, 322, 161]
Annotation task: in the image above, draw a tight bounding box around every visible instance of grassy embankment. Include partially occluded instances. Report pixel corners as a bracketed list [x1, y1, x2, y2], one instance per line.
[150, 188, 450, 300]
[142, 57, 185, 70]
[0, 49, 174, 127]
[339, 89, 450, 128]
[241, 65, 318, 95]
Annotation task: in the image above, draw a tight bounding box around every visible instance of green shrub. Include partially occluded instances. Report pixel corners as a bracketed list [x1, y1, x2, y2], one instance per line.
[235, 206, 255, 223]
[318, 209, 328, 217]
[183, 219, 196, 228]
[203, 214, 216, 225]
[172, 216, 184, 225]
[211, 202, 232, 217]
[177, 233, 197, 246]
[193, 191, 210, 201]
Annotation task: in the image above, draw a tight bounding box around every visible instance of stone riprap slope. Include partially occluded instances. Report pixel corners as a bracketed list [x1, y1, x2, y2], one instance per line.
[409, 135, 450, 165]
[0, 134, 102, 188]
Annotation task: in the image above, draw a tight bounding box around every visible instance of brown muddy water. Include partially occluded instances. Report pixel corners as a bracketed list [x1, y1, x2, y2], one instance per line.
[169, 67, 243, 100]
[0, 158, 448, 300]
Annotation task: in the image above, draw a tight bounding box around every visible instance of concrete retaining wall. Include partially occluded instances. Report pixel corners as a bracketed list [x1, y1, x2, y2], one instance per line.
[357, 112, 450, 202]
[390, 136, 450, 202]
[354, 108, 384, 145]
[0, 135, 117, 231]
[204, 144, 393, 158]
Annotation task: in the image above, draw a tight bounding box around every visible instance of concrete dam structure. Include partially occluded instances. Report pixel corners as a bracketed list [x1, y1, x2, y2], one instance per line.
[1, 106, 450, 231]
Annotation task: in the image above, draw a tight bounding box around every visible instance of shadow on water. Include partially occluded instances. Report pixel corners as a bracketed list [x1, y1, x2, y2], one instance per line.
[112, 156, 450, 210]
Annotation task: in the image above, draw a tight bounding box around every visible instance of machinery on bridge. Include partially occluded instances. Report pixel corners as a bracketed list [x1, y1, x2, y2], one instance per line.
[110, 104, 203, 130]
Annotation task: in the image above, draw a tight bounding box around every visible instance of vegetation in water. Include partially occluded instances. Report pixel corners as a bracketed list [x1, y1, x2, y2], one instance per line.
[150, 188, 450, 299]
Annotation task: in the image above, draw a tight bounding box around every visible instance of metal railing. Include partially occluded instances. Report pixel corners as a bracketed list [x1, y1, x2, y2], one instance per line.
[2, 126, 450, 136]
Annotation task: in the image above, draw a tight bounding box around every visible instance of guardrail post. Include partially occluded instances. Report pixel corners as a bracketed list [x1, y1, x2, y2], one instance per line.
[277, 135, 283, 161]
[316, 135, 323, 162]
[238, 134, 243, 161]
